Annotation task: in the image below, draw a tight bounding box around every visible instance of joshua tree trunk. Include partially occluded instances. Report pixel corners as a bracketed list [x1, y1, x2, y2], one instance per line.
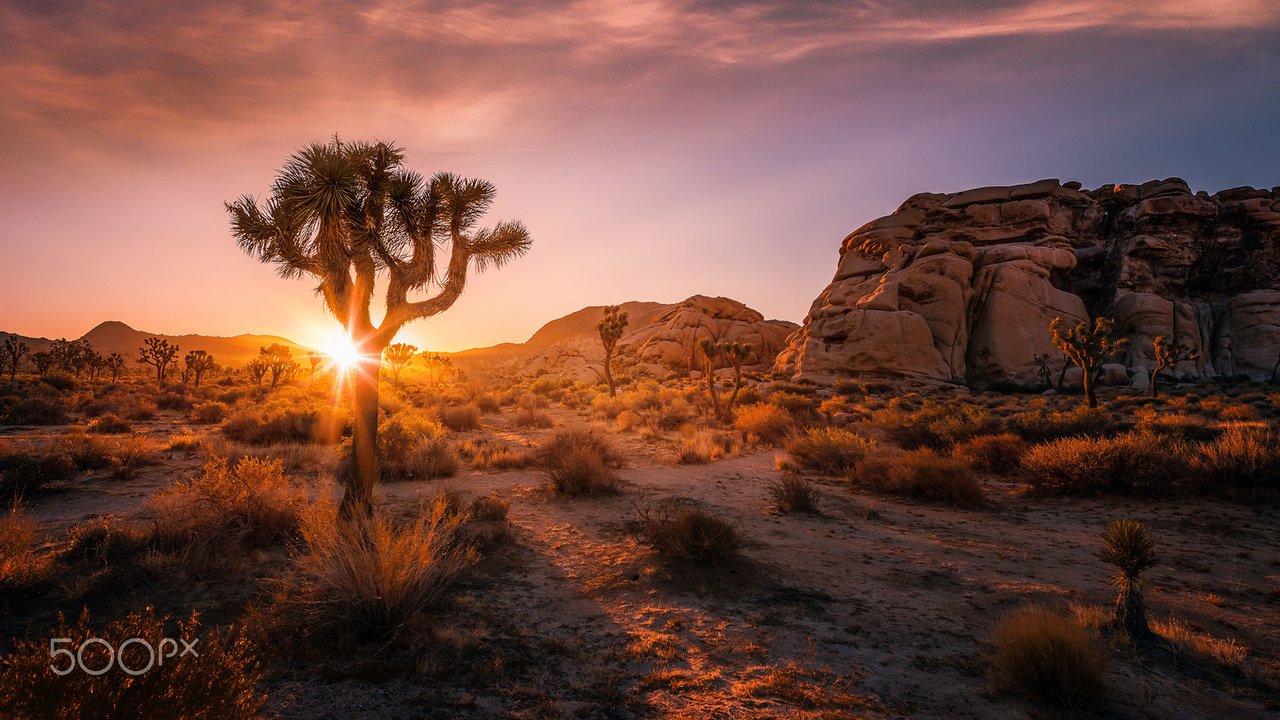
[727, 364, 743, 418]
[1056, 358, 1069, 391]
[344, 358, 382, 519]
[1115, 585, 1150, 639]
[1150, 367, 1161, 399]
[603, 348, 616, 397]
[1083, 366, 1097, 408]
[704, 358, 721, 420]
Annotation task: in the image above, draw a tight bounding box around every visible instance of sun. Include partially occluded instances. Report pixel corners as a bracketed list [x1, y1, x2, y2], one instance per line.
[322, 333, 362, 371]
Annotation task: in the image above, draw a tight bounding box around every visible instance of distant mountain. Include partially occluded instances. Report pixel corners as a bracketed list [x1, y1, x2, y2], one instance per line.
[0, 321, 312, 368]
[447, 301, 668, 367]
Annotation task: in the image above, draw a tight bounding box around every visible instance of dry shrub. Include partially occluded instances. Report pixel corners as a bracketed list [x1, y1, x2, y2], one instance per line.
[222, 403, 344, 445]
[284, 497, 478, 636]
[190, 401, 230, 425]
[513, 396, 555, 428]
[87, 412, 132, 434]
[0, 445, 74, 504]
[1188, 424, 1280, 494]
[1008, 406, 1116, 442]
[474, 392, 501, 414]
[1022, 433, 1178, 495]
[455, 437, 532, 469]
[0, 395, 69, 425]
[1152, 617, 1252, 676]
[769, 475, 820, 514]
[541, 429, 624, 495]
[953, 433, 1028, 474]
[639, 499, 739, 565]
[733, 403, 794, 445]
[440, 403, 482, 431]
[0, 607, 264, 720]
[678, 428, 740, 464]
[109, 436, 158, 479]
[359, 414, 459, 481]
[1220, 403, 1260, 421]
[1133, 410, 1218, 442]
[56, 430, 115, 470]
[854, 449, 983, 506]
[615, 409, 642, 432]
[783, 427, 876, 476]
[989, 605, 1107, 712]
[0, 508, 45, 588]
[469, 494, 510, 522]
[767, 391, 818, 420]
[234, 443, 335, 474]
[872, 402, 1003, 449]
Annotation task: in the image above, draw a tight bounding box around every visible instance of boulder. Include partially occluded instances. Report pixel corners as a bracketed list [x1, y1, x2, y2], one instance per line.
[1100, 363, 1129, 386]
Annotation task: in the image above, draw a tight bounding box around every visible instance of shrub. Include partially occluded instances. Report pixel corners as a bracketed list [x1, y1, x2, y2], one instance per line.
[363, 414, 459, 481]
[541, 429, 624, 495]
[989, 606, 1107, 711]
[769, 476, 820, 514]
[783, 427, 876, 476]
[124, 401, 158, 421]
[513, 395, 555, 428]
[871, 403, 1003, 449]
[1, 396, 68, 425]
[190, 401, 230, 425]
[56, 430, 115, 470]
[87, 413, 132, 434]
[639, 499, 740, 565]
[1022, 433, 1178, 495]
[439, 403, 481, 431]
[455, 437, 531, 469]
[0, 508, 44, 588]
[733, 403, 793, 445]
[474, 392, 501, 413]
[109, 437, 157, 479]
[156, 391, 194, 411]
[284, 497, 478, 636]
[678, 428, 739, 464]
[1133, 410, 1219, 442]
[0, 608, 265, 720]
[1008, 406, 1117, 442]
[1188, 424, 1280, 494]
[768, 391, 818, 420]
[0, 446, 74, 503]
[221, 404, 344, 445]
[952, 433, 1027, 474]
[469, 494, 510, 522]
[854, 449, 983, 506]
[40, 374, 77, 392]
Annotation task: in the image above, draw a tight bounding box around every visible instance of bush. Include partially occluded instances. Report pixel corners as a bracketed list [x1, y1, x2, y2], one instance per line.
[767, 391, 818, 420]
[989, 606, 1107, 711]
[854, 449, 984, 506]
[1022, 433, 1178, 495]
[678, 428, 739, 464]
[469, 494, 510, 522]
[40, 374, 77, 392]
[769, 476, 820, 514]
[541, 429, 624, 495]
[1008, 406, 1117, 442]
[156, 391, 194, 411]
[952, 433, 1027, 474]
[474, 393, 501, 414]
[1, 396, 68, 425]
[783, 427, 876, 476]
[222, 404, 343, 445]
[733, 403, 794, 445]
[639, 499, 740, 565]
[284, 497, 477, 636]
[87, 413, 132, 434]
[109, 437, 157, 479]
[871, 402, 1003, 449]
[360, 414, 459, 481]
[439, 403, 481, 431]
[455, 437, 532, 469]
[1188, 424, 1280, 494]
[190, 401, 230, 425]
[0, 608, 265, 720]
[0, 508, 44, 588]
[56, 430, 115, 470]
[0, 447, 74, 503]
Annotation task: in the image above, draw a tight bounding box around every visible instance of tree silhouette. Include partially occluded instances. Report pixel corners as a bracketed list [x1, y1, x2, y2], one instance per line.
[1150, 336, 1196, 399]
[31, 352, 53, 376]
[382, 343, 418, 387]
[698, 338, 724, 421]
[227, 138, 531, 517]
[259, 344, 296, 389]
[1, 337, 29, 380]
[85, 350, 106, 382]
[245, 358, 268, 386]
[137, 337, 179, 386]
[722, 341, 750, 418]
[596, 306, 628, 398]
[51, 338, 94, 377]
[104, 352, 126, 382]
[184, 350, 218, 387]
[1049, 317, 1127, 409]
[420, 352, 453, 387]
[307, 351, 323, 383]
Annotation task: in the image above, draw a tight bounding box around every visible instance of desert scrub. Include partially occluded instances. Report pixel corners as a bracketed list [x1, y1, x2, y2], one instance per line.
[469, 494, 510, 522]
[853, 449, 983, 506]
[952, 433, 1027, 474]
[783, 427, 876, 476]
[989, 605, 1107, 712]
[86, 412, 132, 434]
[871, 402, 1003, 449]
[540, 428, 624, 495]
[513, 393, 555, 428]
[222, 404, 340, 445]
[0, 508, 46, 588]
[0, 444, 74, 503]
[1188, 423, 1280, 494]
[439, 403, 482, 431]
[0, 394, 69, 425]
[455, 437, 532, 469]
[108, 436, 158, 479]
[733, 402, 794, 445]
[189, 400, 230, 425]
[767, 391, 818, 421]
[769, 475, 820, 514]
[638, 498, 740, 565]
[678, 427, 740, 464]
[1007, 406, 1117, 442]
[56, 429, 115, 470]
[284, 496, 478, 636]
[1022, 433, 1179, 495]
[0, 608, 265, 720]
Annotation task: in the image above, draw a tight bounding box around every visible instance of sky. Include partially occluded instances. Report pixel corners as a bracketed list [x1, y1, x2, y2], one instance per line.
[2, 0, 1279, 352]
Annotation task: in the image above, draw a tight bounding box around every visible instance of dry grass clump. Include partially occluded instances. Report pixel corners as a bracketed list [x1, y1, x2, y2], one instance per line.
[1007, 406, 1116, 442]
[190, 401, 230, 425]
[1151, 617, 1253, 676]
[56, 429, 115, 470]
[854, 449, 983, 506]
[474, 392, 502, 413]
[455, 437, 532, 469]
[782, 427, 876, 476]
[739, 661, 874, 713]
[769, 475, 820, 514]
[872, 402, 1003, 449]
[1022, 433, 1177, 495]
[439, 403, 482, 431]
[0, 508, 45, 588]
[540, 428, 624, 495]
[989, 605, 1107, 712]
[952, 433, 1028, 474]
[284, 496, 478, 636]
[1188, 423, 1280, 494]
[1133, 409, 1219, 442]
[86, 412, 132, 434]
[222, 405, 334, 445]
[0, 608, 265, 720]
[733, 402, 794, 445]
[767, 391, 819, 421]
[108, 436, 158, 479]
[513, 393, 555, 428]
[0, 444, 74, 503]
[469, 494, 510, 522]
[638, 498, 740, 565]
[678, 427, 741, 464]
[354, 414, 459, 481]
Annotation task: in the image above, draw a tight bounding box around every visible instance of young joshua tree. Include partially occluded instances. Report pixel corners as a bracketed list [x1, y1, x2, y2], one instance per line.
[245, 358, 268, 386]
[184, 350, 218, 387]
[698, 338, 724, 421]
[31, 352, 53, 376]
[137, 337, 179, 386]
[259, 344, 296, 389]
[723, 341, 750, 418]
[596, 305, 628, 398]
[104, 352, 126, 382]
[85, 350, 105, 382]
[382, 342, 418, 387]
[307, 351, 323, 383]
[1150, 336, 1196, 399]
[228, 138, 531, 517]
[420, 352, 453, 387]
[1100, 519, 1159, 640]
[1, 336, 29, 380]
[1049, 316, 1128, 409]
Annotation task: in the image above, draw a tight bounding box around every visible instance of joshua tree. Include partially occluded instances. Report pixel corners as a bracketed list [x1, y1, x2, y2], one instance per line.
[698, 338, 724, 421]
[228, 138, 531, 517]
[1149, 336, 1196, 399]
[1049, 316, 1128, 409]
[307, 351, 323, 383]
[137, 337, 179, 386]
[1, 336, 29, 380]
[382, 342, 418, 387]
[420, 352, 453, 387]
[245, 358, 268, 386]
[84, 350, 105, 382]
[596, 305, 628, 398]
[104, 352, 126, 382]
[722, 341, 751, 418]
[31, 351, 53, 376]
[184, 350, 218, 387]
[259, 344, 296, 389]
[51, 338, 94, 377]
[1100, 519, 1159, 640]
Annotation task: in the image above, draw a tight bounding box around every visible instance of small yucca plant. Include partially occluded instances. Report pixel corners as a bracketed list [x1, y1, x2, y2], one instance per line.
[1100, 519, 1159, 639]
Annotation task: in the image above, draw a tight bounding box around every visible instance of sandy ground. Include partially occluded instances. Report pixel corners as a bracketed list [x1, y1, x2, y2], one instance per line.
[6, 409, 1280, 719]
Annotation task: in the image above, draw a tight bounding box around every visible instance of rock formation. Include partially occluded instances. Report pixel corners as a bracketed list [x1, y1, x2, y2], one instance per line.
[453, 296, 797, 385]
[777, 178, 1280, 384]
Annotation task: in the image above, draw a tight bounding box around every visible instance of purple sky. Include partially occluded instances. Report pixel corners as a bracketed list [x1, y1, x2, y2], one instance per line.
[2, 0, 1278, 351]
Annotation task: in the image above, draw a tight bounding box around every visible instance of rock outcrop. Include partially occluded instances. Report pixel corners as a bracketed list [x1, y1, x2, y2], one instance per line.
[778, 179, 1280, 383]
[453, 296, 798, 385]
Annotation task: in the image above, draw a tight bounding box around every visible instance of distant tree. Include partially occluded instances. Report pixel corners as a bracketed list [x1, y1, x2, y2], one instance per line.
[596, 306, 628, 398]
[245, 358, 268, 386]
[1032, 353, 1053, 389]
[1, 337, 29, 380]
[137, 337, 179, 386]
[84, 350, 106, 382]
[307, 351, 323, 383]
[698, 338, 723, 421]
[1149, 336, 1196, 399]
[259, 344, 296, 389]
[31, 351, 54, 376]
[228, 138, 531, 517]
[51, 338, 94, 377]
[184, 350, 218, 387]
[1049, 316, 1128, 409]
[722, 341, 750, 418]
[420, 352, 453, 387]
[1100, 519, 1159, 640]
[382, 343, 418, 387]
[104, 352, 126, 382]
